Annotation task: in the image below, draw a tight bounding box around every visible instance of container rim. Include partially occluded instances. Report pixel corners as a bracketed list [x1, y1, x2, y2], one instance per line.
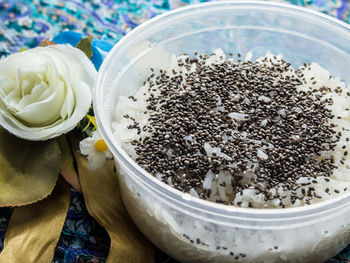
[94, 0, 350, 220]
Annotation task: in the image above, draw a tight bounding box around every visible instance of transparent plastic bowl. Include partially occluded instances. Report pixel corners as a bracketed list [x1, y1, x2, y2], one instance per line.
[94, 2, 350, 262]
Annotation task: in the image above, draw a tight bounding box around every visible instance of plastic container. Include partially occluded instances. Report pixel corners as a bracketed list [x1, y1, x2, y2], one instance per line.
[94, 2, 350, 262]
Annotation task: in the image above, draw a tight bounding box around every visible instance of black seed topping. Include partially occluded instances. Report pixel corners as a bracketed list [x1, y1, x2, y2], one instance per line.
[124, 52, 342, 208]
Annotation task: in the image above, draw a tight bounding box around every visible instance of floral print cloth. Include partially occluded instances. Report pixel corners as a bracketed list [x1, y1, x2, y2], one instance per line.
[1, 0, 350, 262]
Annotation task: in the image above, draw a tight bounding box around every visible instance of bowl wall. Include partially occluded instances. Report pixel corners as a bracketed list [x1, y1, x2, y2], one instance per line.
[95, 2, 350, 262]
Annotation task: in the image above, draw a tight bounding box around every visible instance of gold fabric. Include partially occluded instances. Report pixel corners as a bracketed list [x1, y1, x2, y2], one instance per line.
[0, 128, 61, 207]
[57, 135, 82, 192]
[0, 178, 70, 262]
[71, 133, 155, 263]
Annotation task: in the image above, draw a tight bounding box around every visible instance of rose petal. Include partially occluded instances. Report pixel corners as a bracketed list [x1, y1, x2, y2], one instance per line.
[15, 80, 65, 126]
[0, 79, 14, 95]
[51, 80, 92, 136]
[60, 83, 74, 119]
[17, 80, 47, 109]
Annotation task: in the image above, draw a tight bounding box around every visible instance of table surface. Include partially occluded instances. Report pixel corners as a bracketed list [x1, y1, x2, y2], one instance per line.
[1, 0, 350, 262]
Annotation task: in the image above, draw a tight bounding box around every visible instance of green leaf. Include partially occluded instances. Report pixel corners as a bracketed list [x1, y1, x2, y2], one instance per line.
[57, 135, 81, 193]
[75, 35, 93, 59]
[0, 128, 62, 207]
[0, 178, 70, 262]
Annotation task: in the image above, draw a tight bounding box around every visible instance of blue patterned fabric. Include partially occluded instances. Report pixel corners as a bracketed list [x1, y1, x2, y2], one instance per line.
[1, 0, 350, 262]
[52, 190, 110, 263]
[0, 207, 12, 252]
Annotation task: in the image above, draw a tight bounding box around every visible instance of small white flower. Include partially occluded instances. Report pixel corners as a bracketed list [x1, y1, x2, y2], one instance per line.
[79, 130, 113, 170]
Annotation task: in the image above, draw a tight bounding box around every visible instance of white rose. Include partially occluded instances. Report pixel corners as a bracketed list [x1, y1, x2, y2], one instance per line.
[0, 44, 96, 140]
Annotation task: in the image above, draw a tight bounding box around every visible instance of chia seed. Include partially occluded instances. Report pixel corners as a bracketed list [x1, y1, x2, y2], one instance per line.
[116, 51, 346, 208]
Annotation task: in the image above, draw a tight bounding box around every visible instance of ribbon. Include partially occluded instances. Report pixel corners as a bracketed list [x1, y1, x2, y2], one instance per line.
[70, 132, 155, 263]
[0, 178, 70, 262]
